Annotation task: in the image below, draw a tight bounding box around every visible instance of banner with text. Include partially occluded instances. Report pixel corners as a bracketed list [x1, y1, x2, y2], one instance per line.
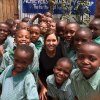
[22, 0, 96, 15]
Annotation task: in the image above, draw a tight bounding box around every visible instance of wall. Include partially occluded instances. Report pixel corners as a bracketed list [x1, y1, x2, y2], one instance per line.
[0, 0, 18, 21]
[95, 0, 100, 17]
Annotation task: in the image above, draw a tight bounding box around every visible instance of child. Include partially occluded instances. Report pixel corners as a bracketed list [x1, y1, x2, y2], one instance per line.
[74, 27, 93, 50]
[59, 22, 80, 69]
[56, 20, 67, 40]
[70, 27, 92, 69]
[0, 44, 39, 100]
[46, 57, 73, 100]
[22, 17, 31, 23]
[46, 17, 54, 27]
[16, 22, 29, 30]
[71, 42, 100, 100]
[29, 25, 44, 56]
[44, 11, 52, 18]
[0, 29, 39, 83]
[62, 22, 80, 57]
[39, 22, 48, 36]
[49, 21, 56, 32]
[89, 18, 100, 44]
[0, 22, 9, 66]
[5, 20, 16, 50]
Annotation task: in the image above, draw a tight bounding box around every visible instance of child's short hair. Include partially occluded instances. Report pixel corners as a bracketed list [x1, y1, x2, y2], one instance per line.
[56, 57, 73, 72]
[15, 29, 30, 37]
[22, 17, 31, 22]
[29, 24, 40, 31]
[78, 41, 100, 50]
[76, 27, 92, 34]
[15, 44, 34, 59]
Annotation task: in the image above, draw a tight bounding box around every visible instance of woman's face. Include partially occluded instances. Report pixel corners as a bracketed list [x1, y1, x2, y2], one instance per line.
[45, 34, 58, 52]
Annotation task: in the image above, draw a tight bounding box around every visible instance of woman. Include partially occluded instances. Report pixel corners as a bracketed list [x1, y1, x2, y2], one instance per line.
[39, 31, 63, 100]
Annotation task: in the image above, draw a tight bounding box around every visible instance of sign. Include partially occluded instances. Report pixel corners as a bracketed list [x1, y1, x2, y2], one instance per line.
[22, 0, 96, 15]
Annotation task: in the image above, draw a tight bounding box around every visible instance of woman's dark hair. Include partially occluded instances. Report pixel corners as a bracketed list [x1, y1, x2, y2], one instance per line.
[44, 30, 58, 42]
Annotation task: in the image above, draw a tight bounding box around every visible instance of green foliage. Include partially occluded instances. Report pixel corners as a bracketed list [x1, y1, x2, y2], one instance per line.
[48, 0, 91, 25]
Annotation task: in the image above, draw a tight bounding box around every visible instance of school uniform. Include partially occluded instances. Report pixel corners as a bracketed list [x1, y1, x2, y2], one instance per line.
[4, 36, 15, 51]
[71, 68, 100, 100]
[60, 40, 77, 68]
[33, 36, 44, 56]
[94, 36, 100, 44]
[0, 41, 8, 68]
[0, 65, 39, 100]
[46, 74, 74, 100]
[0, 43, 39, 83]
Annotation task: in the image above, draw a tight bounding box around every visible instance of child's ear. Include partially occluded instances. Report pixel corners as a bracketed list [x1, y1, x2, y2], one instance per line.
[53, 66, 56, 73]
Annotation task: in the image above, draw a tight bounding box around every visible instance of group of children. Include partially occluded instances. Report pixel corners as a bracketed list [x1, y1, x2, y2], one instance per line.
[0, 11, 100, 100]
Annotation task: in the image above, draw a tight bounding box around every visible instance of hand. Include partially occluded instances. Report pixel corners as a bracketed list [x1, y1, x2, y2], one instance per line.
[39, 86, 48, 100]
[37, 13, 44, 18]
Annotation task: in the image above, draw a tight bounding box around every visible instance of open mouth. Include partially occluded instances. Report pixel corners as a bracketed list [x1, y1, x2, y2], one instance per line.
[56, 75, 63, 82]
[20, 42, 26, 44]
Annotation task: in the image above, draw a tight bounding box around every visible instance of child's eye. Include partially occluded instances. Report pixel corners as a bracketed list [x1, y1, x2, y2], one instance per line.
[64, 71, 70, 75]
[82, 39, 88, 42]
[69, 30, 75, 34]
[78, 54, 84, 60]
[26, 36, 30, 39]
[89, 56, 96, 62]
[18, 35, 23, 38]
[56, 68, 61, 71]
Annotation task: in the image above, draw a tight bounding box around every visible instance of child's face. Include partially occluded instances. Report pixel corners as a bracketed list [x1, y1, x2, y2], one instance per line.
[14, 49, 32, 73]
[45, 34, 58, 52]
[89, 20, 100, 39]
[30, 26, 40, 43]
[53, 60, 71, 86]
[15, 30, 31, 46]
[17, 22, 29, 30]
[50, 22, 56, 31]
[40, 22, 48, 34]
[56, 25, 65, 39]
[0, 23, 9, 41]
[64, 24, 78, 42]
[47, 17, 53, 26]
[77, 44, 100, 79]
[74, 31, 92, 50]
[45, 12, 52, 17]
[10, 25, 16, 36]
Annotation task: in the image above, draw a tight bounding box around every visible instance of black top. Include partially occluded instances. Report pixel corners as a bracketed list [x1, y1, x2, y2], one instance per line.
[39, 45, 63, 86]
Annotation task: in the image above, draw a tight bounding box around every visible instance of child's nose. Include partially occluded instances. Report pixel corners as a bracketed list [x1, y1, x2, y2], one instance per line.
[0, 30, 4, 33]
[33, 33, 36, 36]
[67, 33, 71, 36]
[59, 71, 64, 76]
[83, 58, 89, 64]
[78, 41, 82, 45]
[22, 37, 27, 40]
